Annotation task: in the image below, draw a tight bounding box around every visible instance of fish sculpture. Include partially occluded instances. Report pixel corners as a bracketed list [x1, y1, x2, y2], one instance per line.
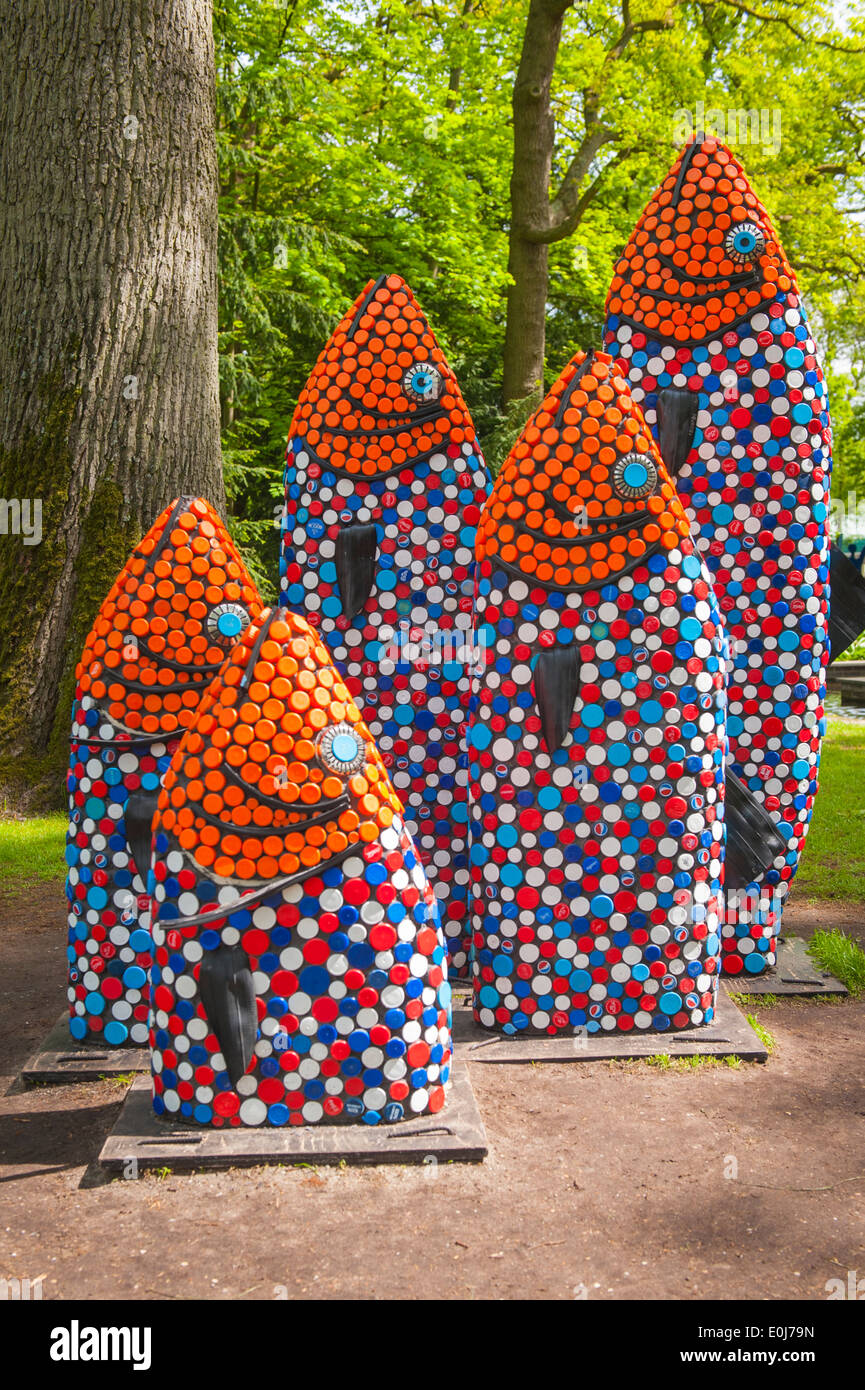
[148, 607, 452, 1127]
[278, 273, 492, 978]
[66, 497, 263, 1045]
[602, 135, 854, 976]
[467, 348, 739, 1036]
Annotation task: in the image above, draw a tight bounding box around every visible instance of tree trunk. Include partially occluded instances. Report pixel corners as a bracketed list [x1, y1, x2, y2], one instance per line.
[502, 234, 550, 408]
[501, 0, 678, 405]
[0, 0, 223, 808]
[502, 0, 567, 406]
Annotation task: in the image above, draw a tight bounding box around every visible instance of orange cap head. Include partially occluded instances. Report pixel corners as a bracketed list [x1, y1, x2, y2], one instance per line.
[476, 349, 692, 591]
[76, 497, 264, 738]
[153, 607, 408, 892]
[605, 135, 795, 343]
[289, 272, 474, 475]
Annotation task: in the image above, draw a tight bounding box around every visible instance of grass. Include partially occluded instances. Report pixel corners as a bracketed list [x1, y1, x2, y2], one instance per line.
[807, 928, 865, 996]
[746, 1015, 777, 1053]
[643, 1053, 742, 1070]
[730, 991, 779, 1008]
[794, 714, 865, 903]
[0, 811, 67, 891]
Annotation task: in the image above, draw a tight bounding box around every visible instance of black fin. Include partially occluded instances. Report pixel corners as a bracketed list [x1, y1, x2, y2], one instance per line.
[725, 769, 787, 889]
[346, 274, 388, 341]
[198, 944, 257, 1087]
[672, 139, 701, 203]
[535, 647, 581, 752]
[335, 523, 378, 622]
[554, 350, 597, 427]
[829, 542, 865, 659]
[148, 496, 196, 567]
[124, 789, 160, 883]
[656, 387, 699, 478]
[239, 606, 278, 691]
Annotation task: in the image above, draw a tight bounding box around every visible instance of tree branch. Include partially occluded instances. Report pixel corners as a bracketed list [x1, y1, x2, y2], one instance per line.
[534, 143, 637, 243]
[706, 0, 865, 53]
[535, 124, 617, 241]
[538, 0, 676, 241]
[606, 0, 677, 63]
[445, 0, 477, 111]
[794, 254, 865, 279]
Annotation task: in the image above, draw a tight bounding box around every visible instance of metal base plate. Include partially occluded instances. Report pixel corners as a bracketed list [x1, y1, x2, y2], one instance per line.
[723, 936, 848, 998]
[20, 1013, 147, 1085]
[451, 989, 767, 1063]
[98, 1061, 487, 1171]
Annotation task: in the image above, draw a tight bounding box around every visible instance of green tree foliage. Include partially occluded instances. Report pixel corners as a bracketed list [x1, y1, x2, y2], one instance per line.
[214, 0, 512, 595]
[215, 0, 865, 588]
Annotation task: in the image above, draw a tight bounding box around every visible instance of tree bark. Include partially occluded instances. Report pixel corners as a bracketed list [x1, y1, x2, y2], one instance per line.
[502, 233, 551, 408]
[0, 0, 223, 807]
[502, 0, 569, 406]
[501, 0, 676, 406]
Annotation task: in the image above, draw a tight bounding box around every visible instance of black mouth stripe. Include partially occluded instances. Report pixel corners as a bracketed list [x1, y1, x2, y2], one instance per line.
[631, 267, 759, 295]
[286, 433, 465, 482]
[153, 842, 361, 929]
[77, 606, 261, 732]
[489, 539, 666, 594]
[521, 514, 654, 546]
[545, 494, 654, 530]
[92, 673, 217, 697]
[188, 794, 351, 838]
[134, 645, 225, 676]
[611, 305, 758, 340]
[69, 731, 166, 748]
[304, 403, 449, 438]
[70, 705, 183, 745]
[218, 757, 348, 815]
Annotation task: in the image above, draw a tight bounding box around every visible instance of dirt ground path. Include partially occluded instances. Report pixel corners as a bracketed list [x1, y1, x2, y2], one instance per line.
[1, 884, 863, 1301]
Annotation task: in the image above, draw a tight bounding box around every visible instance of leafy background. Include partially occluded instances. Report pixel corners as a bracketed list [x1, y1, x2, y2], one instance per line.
[215, 0, 865, 599]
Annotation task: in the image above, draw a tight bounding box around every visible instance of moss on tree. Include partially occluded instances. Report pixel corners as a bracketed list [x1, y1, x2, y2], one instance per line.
[0, 356, 143, 809]
[0, 357, 78, 806]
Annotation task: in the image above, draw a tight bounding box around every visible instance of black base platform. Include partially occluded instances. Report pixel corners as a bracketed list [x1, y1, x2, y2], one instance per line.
[723, 936, 847, 998]
[20, 1014, 147, 1085]
[451, 989, 767, 1063]
[98, 1061, 487, 1171]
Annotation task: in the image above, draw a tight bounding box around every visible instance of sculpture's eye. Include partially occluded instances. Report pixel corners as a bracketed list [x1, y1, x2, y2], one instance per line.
[613, 452, 657, 501]
[207, 602, 250, 647]
[724, 222, 765, 263]
[316, 722, 367, 776]
[403, 362, 442, 402]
